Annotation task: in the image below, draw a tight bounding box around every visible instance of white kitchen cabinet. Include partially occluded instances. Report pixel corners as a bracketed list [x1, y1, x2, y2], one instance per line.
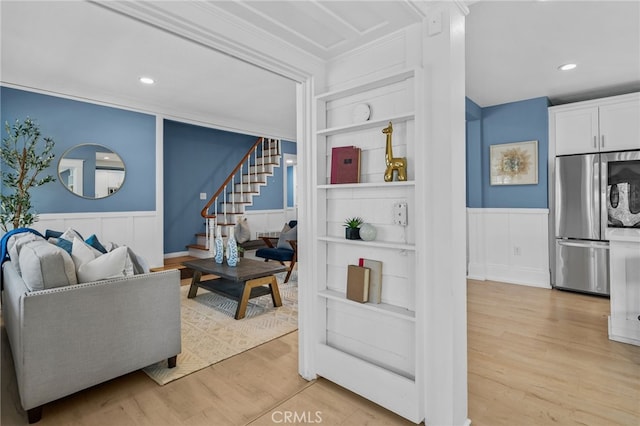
[313, 67, 422, 422]
[551, 92, 640, 156]
[607, 230, 640, 346]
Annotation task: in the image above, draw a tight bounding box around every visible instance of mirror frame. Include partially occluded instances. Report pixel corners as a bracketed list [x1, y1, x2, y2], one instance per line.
[58, 143, 126, 199]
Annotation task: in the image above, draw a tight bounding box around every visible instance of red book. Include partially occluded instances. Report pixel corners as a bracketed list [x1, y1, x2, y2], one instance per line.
[330, 146, 361, 184]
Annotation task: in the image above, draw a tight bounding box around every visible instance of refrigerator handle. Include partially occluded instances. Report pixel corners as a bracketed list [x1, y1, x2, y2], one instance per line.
[593, 135, 597, 148]
[557, 240, 610, 249]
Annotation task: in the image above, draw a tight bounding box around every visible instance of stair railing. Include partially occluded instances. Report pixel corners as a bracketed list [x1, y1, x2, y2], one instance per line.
[200, 137, 280, 256]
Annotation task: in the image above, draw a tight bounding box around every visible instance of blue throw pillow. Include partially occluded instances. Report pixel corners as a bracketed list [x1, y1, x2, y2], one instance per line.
[85, 234, 107, 254]
[55, 237, 73, 254]
[45, 229, 63, 239]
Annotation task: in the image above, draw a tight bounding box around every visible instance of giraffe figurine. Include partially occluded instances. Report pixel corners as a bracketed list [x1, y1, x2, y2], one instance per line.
[382, 122, 407, 182]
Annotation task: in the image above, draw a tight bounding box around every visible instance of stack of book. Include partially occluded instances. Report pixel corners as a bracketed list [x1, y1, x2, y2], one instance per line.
[346, 258, 382, 304]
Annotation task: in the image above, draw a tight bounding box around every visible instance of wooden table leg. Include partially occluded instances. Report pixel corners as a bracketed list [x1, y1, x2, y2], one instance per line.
[269, 275, 282, 308]
[187, 270, 202, 298]
[235, 275, 281, 320]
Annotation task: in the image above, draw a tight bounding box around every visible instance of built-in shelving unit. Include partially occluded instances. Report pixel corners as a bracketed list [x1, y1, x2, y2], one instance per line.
[312, 67, 423, 421]
[316, 113, 414, 136]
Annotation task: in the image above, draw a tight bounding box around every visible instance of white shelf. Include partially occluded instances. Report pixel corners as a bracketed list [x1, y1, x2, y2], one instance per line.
[316, 68, 417, 102]
[318, 236, 416, 251]
[318, 289, 416, 321]
[317, 112, 414, 136]
[317, 181, 415, 190]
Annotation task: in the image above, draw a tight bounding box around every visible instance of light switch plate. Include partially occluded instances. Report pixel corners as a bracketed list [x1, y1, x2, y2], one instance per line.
[393, 202, 407, 226]
[200, 192, 207, 200]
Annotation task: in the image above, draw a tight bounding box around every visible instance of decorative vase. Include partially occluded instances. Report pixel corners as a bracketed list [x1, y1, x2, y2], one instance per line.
[226, 227, 239, 267]
[359, 223, 377, 241]
[214, 226, 224, 264]
[345, 227, 361, 240]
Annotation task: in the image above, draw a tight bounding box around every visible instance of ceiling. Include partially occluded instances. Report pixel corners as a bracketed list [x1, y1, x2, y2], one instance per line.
[1, 1, 639, 140]
[466, 0, 640, 107]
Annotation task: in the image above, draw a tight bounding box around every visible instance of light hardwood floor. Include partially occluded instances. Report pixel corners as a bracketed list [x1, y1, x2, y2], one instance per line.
[2, 280, 638, 425]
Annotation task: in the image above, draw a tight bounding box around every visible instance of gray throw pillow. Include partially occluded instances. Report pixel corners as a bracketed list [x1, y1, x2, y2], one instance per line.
[277, 225, 297, 250]
[235, 217, 251, 244]
[19, 239, 78, 291]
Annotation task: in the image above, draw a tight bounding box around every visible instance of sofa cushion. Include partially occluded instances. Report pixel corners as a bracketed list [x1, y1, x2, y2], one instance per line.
[7, 232, 42, 276]
[77, 246, 129, 283]
[19, 239, 78, 291]
[255, 247, 294, 262]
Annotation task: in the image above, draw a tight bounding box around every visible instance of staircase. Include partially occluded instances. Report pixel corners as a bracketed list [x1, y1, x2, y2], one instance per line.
[187, 137, 281, 258]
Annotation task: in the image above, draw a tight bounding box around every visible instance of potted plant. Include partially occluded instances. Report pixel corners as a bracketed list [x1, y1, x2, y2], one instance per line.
[0, 118, 56, 231]
[343, 216, 364, 240]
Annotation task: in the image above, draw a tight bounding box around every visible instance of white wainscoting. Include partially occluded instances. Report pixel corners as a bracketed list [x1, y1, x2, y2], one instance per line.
[467, 208, 551, 288]
[242, 209, 296, 238]
[31, 211, 163, 268]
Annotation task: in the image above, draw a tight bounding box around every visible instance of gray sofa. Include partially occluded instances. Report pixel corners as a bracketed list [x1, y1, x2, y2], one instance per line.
[2, 260, 181, 423]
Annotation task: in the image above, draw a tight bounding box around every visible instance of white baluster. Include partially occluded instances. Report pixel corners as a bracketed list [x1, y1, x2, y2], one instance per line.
[232, 173, 235, 217]
[208, 218, 215, 256]
[254, 145, 258, 187]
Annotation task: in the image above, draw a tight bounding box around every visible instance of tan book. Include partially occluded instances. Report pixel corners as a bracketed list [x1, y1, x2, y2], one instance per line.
[359, 258, 382, 304]
[346, 264, 370, 303]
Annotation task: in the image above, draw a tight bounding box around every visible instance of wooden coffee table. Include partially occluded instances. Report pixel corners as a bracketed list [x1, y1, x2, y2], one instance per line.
[182, 258, 287, 320]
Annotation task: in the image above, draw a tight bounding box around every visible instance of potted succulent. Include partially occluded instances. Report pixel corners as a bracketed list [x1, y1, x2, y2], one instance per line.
[0, 118, 56, 231]
[343, 216, 364, 240]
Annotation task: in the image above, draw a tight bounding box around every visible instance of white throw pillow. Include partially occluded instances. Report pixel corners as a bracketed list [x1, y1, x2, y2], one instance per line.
[60, 227, 84, 242]
[77, 246, 129, 283]
[19, 239, 78, 291]
[71, 237, 102, 272]
[235, 217, 251, 244]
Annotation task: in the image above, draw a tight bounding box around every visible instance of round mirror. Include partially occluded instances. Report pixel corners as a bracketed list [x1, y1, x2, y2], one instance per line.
[58, 144, 125, 199]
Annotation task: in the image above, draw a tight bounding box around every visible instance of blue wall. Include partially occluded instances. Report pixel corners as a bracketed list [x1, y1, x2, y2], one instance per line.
[0, 87, 156, 212]
[163, 120, 297, 253]
[466, 96, 550, 208]
[466, 98, 483, 208]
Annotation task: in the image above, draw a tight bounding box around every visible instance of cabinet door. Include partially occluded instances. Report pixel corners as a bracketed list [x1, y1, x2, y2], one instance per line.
[609, 241, 640, 344]
[554, 107, 599, 155]
[599, 99, 640, 152]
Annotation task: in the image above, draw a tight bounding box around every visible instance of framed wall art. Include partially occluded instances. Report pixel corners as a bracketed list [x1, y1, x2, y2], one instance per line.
[490, 140, 538, 185]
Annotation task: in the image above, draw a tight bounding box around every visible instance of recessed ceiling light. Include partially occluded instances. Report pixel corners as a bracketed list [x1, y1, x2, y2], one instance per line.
[558, 63, 577, 71]
[139, 76, 155, 85]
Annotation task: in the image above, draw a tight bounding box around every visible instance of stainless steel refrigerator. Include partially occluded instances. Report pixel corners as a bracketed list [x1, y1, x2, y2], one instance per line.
[555, 150, 640, 296]
[555, 153, 609, 295]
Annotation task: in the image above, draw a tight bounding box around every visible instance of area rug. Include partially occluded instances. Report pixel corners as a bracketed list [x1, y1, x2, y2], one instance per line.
[143, 272, 298, 385]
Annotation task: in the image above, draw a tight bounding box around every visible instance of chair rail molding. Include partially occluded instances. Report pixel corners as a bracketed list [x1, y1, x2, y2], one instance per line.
[32, 211, 163, 268]
[467, 208, 551, 288]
